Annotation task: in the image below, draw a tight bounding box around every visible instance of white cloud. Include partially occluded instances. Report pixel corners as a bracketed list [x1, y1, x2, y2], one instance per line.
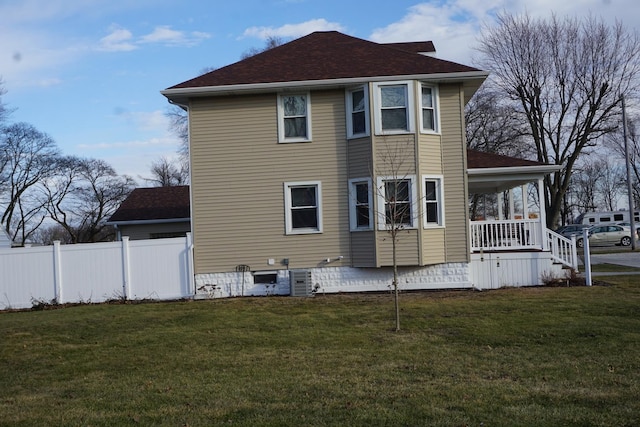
[98, 26, 137, 52]
[242, 19, 346, 40]
[139, 26, 211, 47]
[370, 2, 489, 65]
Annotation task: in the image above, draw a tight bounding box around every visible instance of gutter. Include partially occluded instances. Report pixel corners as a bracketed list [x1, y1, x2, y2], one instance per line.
[161, 71, 489, 100]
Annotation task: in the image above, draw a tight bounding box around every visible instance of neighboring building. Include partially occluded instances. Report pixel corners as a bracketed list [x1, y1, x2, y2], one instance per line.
[161, 31, 574, 297]
[107, 186, 190, 240]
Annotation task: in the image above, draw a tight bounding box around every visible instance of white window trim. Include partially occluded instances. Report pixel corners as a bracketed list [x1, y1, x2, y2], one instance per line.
[422, 175, 445, 228]
[418, 83, 441, 134]
[348, 178, 373, 231]
[346, 86, 370, 139]
[284, 181, 323, 235]
[376, 175, 418, 230]
[373, 81, 415, 135]
[277, 92, 312, 143]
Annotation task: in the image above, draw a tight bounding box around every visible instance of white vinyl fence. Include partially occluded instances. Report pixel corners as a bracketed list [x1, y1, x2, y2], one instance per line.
[0, 235, 194, 310]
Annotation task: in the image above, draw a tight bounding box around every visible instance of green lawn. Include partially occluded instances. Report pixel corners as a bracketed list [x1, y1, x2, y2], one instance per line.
[1, 277, 639, 426]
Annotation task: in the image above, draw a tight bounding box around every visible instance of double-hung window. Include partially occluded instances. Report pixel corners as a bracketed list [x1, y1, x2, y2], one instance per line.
[348, 178, 372, 231]
[278, 93, 312, 142]
[422, 175, 444, 227]
[377, 176, 417, 229]
[284, 181, 322, 234]
[374, 82, 414, 134]
[346, 87, 369, 138]
[420, 84, 439, 133]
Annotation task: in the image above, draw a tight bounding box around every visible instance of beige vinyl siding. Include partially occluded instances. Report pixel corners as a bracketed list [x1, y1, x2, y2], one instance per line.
[189, 90, 351, 273]
[347, 137, 376, 266]
[350, 231, 376, 267]
[417, 132, 446, 265]
[118, 221, 191, 241]
[376, 230, 420, 266]
[439, 84, 469, 262]
[347, 137, 372, 178]
[371, 134, 418, 266]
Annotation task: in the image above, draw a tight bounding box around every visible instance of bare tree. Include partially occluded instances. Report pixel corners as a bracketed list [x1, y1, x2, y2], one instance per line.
[0, 78, 14, 125]
[0, 122, 60, 244]
[44, 157, 135, 243]
[477, 13, 640, 228]
[241, 35, 287, 59]
[144, 156, 189, 187]
[465, 82, 531, 220]
[374, 138, 420, 332]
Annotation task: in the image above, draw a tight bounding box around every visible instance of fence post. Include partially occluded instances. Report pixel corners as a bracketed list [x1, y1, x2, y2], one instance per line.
[53, 241, 63, 303]
[121, 237, 131, 299]
[186, 232, 195, 297]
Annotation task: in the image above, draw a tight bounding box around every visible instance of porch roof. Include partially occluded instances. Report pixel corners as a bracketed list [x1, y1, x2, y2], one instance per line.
[467, 149, 560, 193]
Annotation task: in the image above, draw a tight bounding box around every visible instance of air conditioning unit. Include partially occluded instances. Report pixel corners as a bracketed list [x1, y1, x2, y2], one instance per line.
[289, 270, 312, 297]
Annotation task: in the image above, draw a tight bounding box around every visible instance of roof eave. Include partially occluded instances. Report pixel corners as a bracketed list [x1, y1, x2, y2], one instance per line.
[468, 165, 561, 177]
[161, 71, 489, 103]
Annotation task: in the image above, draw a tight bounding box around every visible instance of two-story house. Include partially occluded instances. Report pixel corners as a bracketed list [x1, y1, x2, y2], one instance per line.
[162, 31, 575, 297]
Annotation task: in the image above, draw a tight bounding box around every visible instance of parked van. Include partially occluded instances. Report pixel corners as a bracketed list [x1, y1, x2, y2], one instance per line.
[575, 210, 640, 226]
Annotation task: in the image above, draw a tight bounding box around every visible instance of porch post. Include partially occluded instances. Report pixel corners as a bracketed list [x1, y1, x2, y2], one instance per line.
[538, 178, 548, 250]
[498, 192, 504, 220]
[509, 188, 515, 219]
[522, 184, 529, 219]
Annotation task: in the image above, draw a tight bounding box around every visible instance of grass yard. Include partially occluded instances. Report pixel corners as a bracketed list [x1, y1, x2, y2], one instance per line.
[1, 277, 639, 426]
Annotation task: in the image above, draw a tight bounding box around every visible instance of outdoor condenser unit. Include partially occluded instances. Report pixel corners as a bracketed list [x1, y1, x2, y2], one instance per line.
[289, 270, 312, 297]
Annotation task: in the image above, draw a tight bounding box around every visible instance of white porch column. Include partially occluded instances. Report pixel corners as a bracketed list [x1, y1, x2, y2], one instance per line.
[509, 188, 515, 219]
[498, 192, 504, 220]
[538, 178, 548, 250]
[522, 184, 529, 219]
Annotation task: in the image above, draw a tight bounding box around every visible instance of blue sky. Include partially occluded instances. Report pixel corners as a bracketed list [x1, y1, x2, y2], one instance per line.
[1, 0, 636, 182]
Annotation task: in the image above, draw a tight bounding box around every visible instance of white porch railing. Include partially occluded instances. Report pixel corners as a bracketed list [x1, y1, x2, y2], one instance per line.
[546, 229, 579, 271]
[469, 219, 578, 271]
[470, 219, 543, 251]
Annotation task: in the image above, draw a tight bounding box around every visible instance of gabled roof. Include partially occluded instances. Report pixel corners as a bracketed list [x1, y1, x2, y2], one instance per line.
[108, 186, 190, 224]
[162, 31, 487, 103]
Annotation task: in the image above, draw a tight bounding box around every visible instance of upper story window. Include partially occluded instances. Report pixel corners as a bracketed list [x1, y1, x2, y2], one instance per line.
[278, 93, 312, 143]
[420, 84, 439, 133]
[346, 87, 369, 138]
[376, 175, 417, 229]
[373, 82, 415, 135]
[348, 178, 373, 231]
[423, 175, 444, 227]
[284, 181, 322, 234]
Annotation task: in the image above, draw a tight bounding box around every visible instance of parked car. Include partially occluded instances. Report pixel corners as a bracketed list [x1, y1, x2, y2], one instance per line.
[555, 224, 591, 238]
[616, 222, 640, 233]
[576, 224, 639, 248]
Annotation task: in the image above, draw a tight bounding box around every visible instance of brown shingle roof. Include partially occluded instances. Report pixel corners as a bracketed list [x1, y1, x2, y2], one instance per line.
[467, 149, 545, 169]
[383, 41, 436, 54]
[167, 31, 480, 90]
[108, 186, 190, 223]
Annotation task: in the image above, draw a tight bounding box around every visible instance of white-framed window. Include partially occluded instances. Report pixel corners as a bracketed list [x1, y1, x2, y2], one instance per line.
[422, 175, 445, 227]
[278, 93, 312, 143]
[284, 181, 322, 234]
[419, 83, 439, 133]
[376, 175, 417, 230]
[373, 81, 414, 135]
[346, 86, 369, 138]
[348, 178, 373, 231]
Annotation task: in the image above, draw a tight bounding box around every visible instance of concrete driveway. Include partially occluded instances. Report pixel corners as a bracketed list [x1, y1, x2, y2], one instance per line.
[585, 250, 640, 268]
